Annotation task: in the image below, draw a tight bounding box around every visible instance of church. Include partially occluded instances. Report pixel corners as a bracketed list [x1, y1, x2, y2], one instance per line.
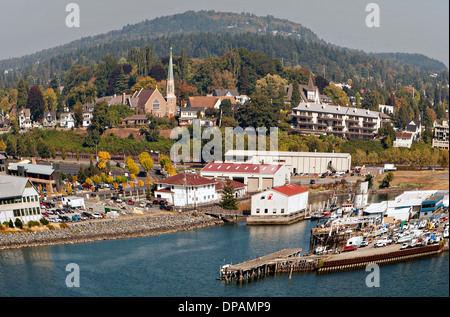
[129, 47, 177, 118]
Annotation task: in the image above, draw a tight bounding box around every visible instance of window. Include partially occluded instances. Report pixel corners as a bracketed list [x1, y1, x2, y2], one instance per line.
[256, 208, 260, 213]
[264, 209, 268, 214]
[153, 98, 160, 110]
[281, 208, 285, 214]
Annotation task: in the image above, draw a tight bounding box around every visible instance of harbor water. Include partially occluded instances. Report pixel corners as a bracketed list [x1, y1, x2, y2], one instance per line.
[0, 191, 448, 297]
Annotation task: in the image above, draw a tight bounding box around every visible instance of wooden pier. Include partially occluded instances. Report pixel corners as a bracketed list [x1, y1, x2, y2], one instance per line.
[219, 248, 320, 283]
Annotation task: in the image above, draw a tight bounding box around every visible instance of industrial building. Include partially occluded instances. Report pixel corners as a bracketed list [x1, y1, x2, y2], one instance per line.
[224, 150, 351, 175]
[200, 162, 290, 193]
[248, 183, 309, 225]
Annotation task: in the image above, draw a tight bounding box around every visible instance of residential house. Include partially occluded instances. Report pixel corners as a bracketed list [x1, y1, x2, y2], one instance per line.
[379, 104, 395, 115]
[213, 89, 239, 97]
[154, 173, 218, 207]
[0, 174, 42, 224]
[431, 120, 449, 150]
[121, 114, 148, 126]
[42, 111, 57, 128]
[19, 109, 33, 130]
[82, 102, 95, 127]
[393, 132, 414, 148]
[291, 103, 388, 140]
[60, 112, 76, 129]
[285, 75, 321, 105]
[405, 120, 422, 141]
[178, 107, 206, 126]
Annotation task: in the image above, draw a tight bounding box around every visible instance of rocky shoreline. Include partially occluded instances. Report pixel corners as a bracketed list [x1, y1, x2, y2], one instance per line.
[0, 212, 223, 251]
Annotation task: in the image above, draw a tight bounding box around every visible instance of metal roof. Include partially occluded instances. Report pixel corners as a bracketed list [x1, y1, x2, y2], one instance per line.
[8, 163, 55, 176]
[293, 102, 381, 119]
[0, 175, 31, 199]
[225, 150, 351, 158]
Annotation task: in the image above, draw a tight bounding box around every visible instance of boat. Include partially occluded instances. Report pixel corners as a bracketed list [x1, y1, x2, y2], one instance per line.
[397, 235, 413, 244]
[341, 203, 354, 214]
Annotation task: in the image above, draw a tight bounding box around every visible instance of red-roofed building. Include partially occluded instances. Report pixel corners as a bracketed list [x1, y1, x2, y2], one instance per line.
[200, 162, 290, 193]
[214, 178, 247, 200]
[248, 183, 309, 225]
[154, 173, 218, 207]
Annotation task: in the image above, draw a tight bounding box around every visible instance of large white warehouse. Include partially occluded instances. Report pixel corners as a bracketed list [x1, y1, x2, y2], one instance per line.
[224, 150, 352, 175]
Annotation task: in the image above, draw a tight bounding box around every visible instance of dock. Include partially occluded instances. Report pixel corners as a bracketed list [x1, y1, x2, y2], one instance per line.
[219, 248, 320, 283]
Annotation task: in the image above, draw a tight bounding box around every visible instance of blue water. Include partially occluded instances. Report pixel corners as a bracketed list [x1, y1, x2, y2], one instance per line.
[0, 219, 448, 297]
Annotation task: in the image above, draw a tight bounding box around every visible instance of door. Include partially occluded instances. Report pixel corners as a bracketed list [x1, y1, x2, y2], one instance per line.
[247, 178, 259, 192]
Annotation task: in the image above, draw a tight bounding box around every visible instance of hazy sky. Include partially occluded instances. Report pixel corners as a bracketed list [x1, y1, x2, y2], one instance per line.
[0, 0, 448, 67]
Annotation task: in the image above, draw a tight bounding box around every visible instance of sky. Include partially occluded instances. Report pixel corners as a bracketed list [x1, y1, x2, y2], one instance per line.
[0, 0, 448, 67]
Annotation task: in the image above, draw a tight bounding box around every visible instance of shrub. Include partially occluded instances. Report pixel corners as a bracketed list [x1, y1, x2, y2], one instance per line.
[40, 217, 49, 225]
[14, 218, 23, 229]
[27, 220, 40, 228]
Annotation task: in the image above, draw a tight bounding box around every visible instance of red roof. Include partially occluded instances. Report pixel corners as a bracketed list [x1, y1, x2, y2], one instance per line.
[396, 132, 413, 139]
[214, 178, 246, 191]
[272, 184, 308, 196]
[156, 173, 216, 186]
[202, 162, 283, 174]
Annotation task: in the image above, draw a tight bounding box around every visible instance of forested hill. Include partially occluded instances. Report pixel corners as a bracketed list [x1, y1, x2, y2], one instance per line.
[373, 52, 448, 74]
[0, 10, 321, 71]
[0, 10, 448, 89]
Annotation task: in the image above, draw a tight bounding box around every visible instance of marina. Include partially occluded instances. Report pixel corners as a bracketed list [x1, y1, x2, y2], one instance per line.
[219, 186, 449, 283]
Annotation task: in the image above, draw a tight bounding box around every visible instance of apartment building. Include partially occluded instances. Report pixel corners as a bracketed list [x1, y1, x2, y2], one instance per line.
[432, 120, 449, 150]
[291, 102, 389, 140]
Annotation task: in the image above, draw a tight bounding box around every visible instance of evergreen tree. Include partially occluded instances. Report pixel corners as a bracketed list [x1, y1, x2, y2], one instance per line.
[219, 179, 237, 210]
[290, 81, 301, 108]
[16, 78, 28, 110]
[27, 85, 45, 122]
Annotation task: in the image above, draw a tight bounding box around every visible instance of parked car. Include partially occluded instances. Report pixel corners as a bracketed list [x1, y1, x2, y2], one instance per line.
[310, 179, 316, 185]
[128, 200, 135, 205]
[82, 211, 93, 219]
[91, 213, 103, 219]
[343, 245, 357, 252]
[400, 243, 409, 250]
[359, 240, 369, 247]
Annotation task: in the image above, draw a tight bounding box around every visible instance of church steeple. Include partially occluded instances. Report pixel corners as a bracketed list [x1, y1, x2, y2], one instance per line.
[166, 47, 176, 105]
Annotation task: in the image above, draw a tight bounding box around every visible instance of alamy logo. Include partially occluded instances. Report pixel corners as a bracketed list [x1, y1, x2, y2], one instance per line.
[65, 3, 80, 28]
[65, 263, 80, 288]
[170, 121, 278, 163]
[365, 3, 380, 28]
[365, 263, 380, 287]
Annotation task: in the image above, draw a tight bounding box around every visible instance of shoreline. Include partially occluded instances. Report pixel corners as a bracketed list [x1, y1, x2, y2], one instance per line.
[0, 212, 223, 251]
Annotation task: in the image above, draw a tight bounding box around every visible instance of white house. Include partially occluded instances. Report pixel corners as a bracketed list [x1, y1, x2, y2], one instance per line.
[393, 132, 414, 148]
[200, 162, 290, 193]
[0, 174, 41, 224]
[18, 109, 33, 130]
[247, 183, 309, 225]
[154, 173, 218, 207]
[60, 112, 76, 129]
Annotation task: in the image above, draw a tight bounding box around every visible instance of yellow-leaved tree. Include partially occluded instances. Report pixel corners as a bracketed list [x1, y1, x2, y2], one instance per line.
[98, 151, 111, 170]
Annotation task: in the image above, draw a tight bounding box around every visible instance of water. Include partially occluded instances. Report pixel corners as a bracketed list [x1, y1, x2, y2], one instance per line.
[0, 219, 448, 297]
